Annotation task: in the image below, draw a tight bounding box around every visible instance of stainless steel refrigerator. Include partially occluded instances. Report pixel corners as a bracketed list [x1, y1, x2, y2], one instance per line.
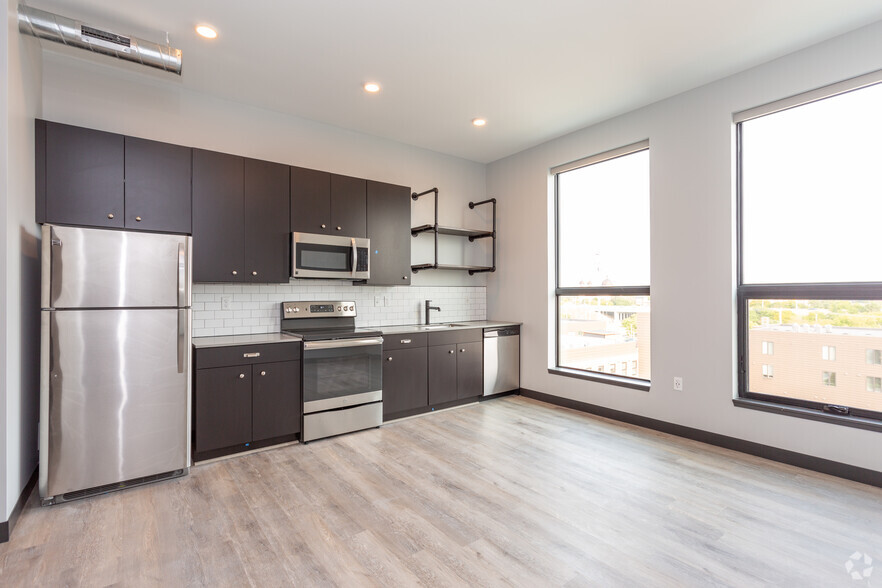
[40, 224, 192, 504]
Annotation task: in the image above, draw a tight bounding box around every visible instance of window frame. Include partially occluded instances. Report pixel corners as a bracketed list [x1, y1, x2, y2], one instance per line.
[552, 140, 650, 389]
[735, 70, 882, 424]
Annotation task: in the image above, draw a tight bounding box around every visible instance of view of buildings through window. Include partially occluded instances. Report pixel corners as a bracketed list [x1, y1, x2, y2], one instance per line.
[556, 144, 650, 380]
[739, 76, 882, 418]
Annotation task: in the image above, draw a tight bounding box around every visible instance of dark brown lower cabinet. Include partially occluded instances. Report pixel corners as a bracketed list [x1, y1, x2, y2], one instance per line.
[455, 341, 483, 399]
[383, 347, 429, 417]
[252, 360, 301, 441]
[193, 343, 301, 461]
[195, 365, 253, 454]
[428, 344, 458, 405]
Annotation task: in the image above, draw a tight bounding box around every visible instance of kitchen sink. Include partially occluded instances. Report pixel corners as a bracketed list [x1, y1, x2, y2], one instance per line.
[417, 323, 471, 330]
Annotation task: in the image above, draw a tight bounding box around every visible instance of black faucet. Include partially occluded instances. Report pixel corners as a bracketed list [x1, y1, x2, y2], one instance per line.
[425, 299, 441, 325]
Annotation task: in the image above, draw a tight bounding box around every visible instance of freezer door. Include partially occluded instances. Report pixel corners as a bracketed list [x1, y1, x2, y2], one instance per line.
[42, 224, 191, 309]
[41, 308, 191, 499]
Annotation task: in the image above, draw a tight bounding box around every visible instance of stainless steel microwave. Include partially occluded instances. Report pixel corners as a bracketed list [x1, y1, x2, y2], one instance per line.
[291, 232, 370, 279]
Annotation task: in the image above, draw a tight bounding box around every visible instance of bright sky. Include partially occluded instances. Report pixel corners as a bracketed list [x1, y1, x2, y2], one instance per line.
[558, 149, 650, 287]
[741, 82, 882, 284]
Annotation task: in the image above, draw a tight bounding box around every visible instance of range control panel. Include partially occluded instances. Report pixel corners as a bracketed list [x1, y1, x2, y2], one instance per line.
[281, 300, 357, 319]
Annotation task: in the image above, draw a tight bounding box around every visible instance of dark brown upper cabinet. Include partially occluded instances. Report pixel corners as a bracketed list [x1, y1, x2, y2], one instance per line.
[38, 120, 125, 229]
[290, 167, 366, 238]
[192, 150, 290, 283]
[192, 149, 246, 282]
[124, 137, 192, 234]
[36, 120, 193, 234]
[365, 180, 412, 285]
[244, 158, 290, 283]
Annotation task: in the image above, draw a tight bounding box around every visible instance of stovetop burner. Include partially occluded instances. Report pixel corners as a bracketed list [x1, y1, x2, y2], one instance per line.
[279, 300, 381, 341]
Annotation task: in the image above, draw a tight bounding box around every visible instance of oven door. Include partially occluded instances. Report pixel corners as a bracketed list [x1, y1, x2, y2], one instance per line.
[302, 337, 383, 413]
[292, 232, 370, 279]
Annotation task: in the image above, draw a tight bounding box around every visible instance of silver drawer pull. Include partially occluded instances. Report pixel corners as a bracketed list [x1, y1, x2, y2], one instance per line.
[238, 373, 245, 379]
[448, 350, 454, 354]
[400, 339, 412, 344]
[387, 357, 393, 362]
[243, 352, 261, 358]
[260, 370, 266, 376]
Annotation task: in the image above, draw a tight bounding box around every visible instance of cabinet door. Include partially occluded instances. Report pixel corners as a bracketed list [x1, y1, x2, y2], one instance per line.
[456, 341, 483, 400]
[383, 347, 428, 417]
[244, 158, 290, 283]
[366, 180, 412, 286]
[291, 166, 331, 235]
[252, 360, 301, 441]
[124, 137, 192, 234]
[330, 174, 366, 238]
[195, 366, 252, 454]
[428, 344, 457, 405]
[192, 149, 245, 282]
[45, 121, 124, 228]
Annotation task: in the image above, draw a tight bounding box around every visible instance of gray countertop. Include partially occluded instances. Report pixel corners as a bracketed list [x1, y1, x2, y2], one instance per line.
[370, 320, 521, 335]
[192, 321, 519, 348]
[192, 332, 302, 348]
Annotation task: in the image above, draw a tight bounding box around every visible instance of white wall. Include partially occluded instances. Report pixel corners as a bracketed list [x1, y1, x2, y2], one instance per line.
[3, 0, 43, 520]
[39, 50, 494, 286]
[487, 19, 882, 473]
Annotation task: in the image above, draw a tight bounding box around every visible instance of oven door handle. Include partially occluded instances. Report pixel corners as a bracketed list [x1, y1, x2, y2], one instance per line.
[303, 337, 384, 350]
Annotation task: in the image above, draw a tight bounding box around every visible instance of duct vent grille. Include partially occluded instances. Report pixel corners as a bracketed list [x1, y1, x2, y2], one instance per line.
[81, 25, 131, 49]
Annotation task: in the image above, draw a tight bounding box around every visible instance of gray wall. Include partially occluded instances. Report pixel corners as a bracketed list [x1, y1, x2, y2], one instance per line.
[3, 0, 43, 520]
[486, 20, 882, 472]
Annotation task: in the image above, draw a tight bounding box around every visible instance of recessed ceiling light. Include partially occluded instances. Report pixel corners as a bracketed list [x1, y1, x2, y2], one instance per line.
[472, 118, 487, 127]
[363, 82, 381, 93]
[196, 25, 217, 39]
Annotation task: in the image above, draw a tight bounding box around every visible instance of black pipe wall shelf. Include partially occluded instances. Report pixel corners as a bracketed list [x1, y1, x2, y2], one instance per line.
[410, 187, 496, 275]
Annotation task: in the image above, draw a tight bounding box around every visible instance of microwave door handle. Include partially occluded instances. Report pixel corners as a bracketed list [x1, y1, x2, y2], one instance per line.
[351, 237, 357, 278]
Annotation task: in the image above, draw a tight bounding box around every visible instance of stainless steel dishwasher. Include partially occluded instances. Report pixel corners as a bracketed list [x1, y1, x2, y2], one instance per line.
[484, 326, 520, 396]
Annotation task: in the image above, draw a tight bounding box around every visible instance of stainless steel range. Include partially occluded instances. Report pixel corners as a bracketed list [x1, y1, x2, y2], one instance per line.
[281, 301, 383, 442]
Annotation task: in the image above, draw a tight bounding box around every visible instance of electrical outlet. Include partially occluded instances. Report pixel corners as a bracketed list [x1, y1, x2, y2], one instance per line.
[221, 295, 232, 310]
[673, 376, 684, 391]
[373, 295, 382, 307]
[383, 295, 391, 307]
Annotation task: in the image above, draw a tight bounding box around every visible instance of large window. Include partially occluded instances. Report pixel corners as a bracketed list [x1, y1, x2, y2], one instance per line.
[554, 141, 650, 385]
[736, 72, 882, 421]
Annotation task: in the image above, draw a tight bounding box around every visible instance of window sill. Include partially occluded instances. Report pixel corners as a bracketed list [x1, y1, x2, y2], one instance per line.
[733, 398, 882, 433]
[548, 367, 650, 392]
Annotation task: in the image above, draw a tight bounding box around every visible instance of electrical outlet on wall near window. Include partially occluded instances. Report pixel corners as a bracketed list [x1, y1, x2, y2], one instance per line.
[221, 295, 231, 310]
[673, 377, 684, 391]
[373, 295, 381, 307]
[383, 295, 391, 307]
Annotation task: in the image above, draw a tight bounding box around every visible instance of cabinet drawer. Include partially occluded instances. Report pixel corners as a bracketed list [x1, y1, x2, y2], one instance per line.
[427, 328, 482, 347]
[382, 332, 427, 351]
[195, 342, 301, 369]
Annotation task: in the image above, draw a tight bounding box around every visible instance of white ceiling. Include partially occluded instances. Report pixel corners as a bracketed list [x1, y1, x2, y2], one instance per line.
[23, 0, 882, 163]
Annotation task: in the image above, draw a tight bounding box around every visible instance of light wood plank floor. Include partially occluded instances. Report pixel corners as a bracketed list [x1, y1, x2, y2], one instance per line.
[1, 395, 880, 586]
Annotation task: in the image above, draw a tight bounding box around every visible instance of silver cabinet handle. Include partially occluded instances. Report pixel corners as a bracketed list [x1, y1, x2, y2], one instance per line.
[336, 226, 342, 231]
[260, 370, 266, 376]
[400, 339, 412, 344]
[243, 352, 260, 358]
[403, 276, 408, 280]
[231, 270, 238, 276]
[252, 271, 258, 276]
[448, 349, 454, 354]
[107, 213, 114, 219]
[135, 216, 142, 222]
[387, 357, 393, 362]
[321, 224, 326, 229]
[239, 373, 245, 379]
[460, 348, 466, 352]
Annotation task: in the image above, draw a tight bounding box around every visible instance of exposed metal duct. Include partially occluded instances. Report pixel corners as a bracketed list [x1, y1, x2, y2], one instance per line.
[18, 4, 182, 75]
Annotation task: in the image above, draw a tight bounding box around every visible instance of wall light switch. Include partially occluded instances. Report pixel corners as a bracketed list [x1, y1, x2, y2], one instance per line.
[383, 295, 391, 307]
[373, 295, 382, 307]
[673, 376, 684, 391]
[221, 295, 232, 310]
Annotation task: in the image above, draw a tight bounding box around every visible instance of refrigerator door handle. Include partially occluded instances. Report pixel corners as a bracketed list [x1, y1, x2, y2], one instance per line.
[177, 242, 186, 308]
[177, 309, 186, 373]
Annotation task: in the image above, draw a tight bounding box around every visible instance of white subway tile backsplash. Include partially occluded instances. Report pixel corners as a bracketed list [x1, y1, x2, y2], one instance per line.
[190, 280, 487, 337]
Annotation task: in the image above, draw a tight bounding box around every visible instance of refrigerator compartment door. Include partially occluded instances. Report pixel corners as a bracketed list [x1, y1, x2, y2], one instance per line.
[42, 308, 191, 498]
[42, 224, 191, 309]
